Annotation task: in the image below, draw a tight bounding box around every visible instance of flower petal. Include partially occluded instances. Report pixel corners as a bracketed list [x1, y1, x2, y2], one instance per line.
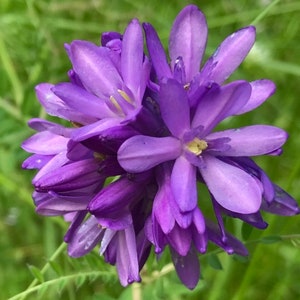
[235, 79, 276, 115]
[170, 246, 200, 290]
[167, 224, 192, 256]
[22, 154, 53, 170]
[71, 118, 122, 141]
[206, 125, 288, 156]
[192, 81, 251, 135]
[118, 135, 181, 172]
[69, 40, 122, 98]
[52, 83, 115, 119]
[121, 19, 144, 100]
[200, 155, 262, 214]
[21, 131, 68, 155]
[143, 22, 172, 80]
[34, 158, 102, 192]
[169, 5, 207, 83]
[201, 26, 256, 84]
[159, 79, 190, 138]
[35, 83, 96, 124]
[261, 184, 300, 216]
[67, 215, 103, 257]
[171, 156, 197, 212]
[116, 226, 141, 286]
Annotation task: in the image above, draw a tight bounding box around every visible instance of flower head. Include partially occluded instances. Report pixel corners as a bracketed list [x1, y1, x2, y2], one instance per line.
[22, 4, 299, 290]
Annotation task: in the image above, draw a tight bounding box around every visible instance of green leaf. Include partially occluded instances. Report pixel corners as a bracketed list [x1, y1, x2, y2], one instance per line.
[27, 264, 44, 283]
[207, 254, 223, 270]
[49, 260, 63, 276]
[75, 275, 86, 290]
[260, 235, 283, 244]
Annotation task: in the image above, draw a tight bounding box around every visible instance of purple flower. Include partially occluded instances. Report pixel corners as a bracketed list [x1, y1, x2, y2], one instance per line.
[22, 4, 299, 290]
[118, 79, 287, 215]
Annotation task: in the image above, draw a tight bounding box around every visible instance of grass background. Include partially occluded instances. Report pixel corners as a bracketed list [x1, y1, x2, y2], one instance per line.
[1, 0, 300, 299]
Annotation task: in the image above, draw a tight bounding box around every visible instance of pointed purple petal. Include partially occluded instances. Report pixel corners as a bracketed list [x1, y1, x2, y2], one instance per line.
[31, 151, 69, 184]
[200, 155, 262, 214]
[261, 184, 300, 216]
[201, 26, 256, 84]
[153, 177, 176, 234]
[22, 154, 53, 169]
[159, 79, 190, 138]
[67, 216, 103, 257]
[235, 80, 276, 115]
[52, 83, 115, 119]
[22, 131, 68, 155]
[143, 22, 172, 79]
[116, 226, 140, 286]
[88, 173, 150, 214]
[71, 118, 122, 141]
[206, 125, 287, 156]
[171, 156, 197, 212]
[167, 224, 192, 256]
[192, 81, 251, 135]
[35, 83, 96, 124]
[206, 219, 248, 256]
[171, 246, 200, 290]
[169, 5, 207, 82]
[121, 19, 144, 100]
[69, 40, 122, 97]
[34, 158, 102, 192]
[118, 135, 181, 172]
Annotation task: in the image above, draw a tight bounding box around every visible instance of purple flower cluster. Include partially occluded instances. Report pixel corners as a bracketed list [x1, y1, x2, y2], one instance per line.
[22, 5, 299, 289]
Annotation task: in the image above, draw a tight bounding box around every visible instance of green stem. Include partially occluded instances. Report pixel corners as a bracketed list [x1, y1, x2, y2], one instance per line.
[19, 242, 66, 300]
[8, 271, 105, 300]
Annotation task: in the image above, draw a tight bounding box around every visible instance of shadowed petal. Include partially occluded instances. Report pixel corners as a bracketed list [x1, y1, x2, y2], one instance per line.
[206, 219, 248, 256]
[201, 26, 256, 84]
[68, 216, 103, 257]
[200, 155, 262, 214]
[22, 131, 68, 155]
[34, 158, 102, 192]
[167, 224, 192, 256]
[52, 83, 115, 119]
[169, 5, 207, 83]
[121, 19, 144, 100]
[118, 135, 181, 172]
[261, 184, 300, 216]
[22, 154, 53, 170]
[206, 125, 287, 156]
[170, 246, 200, 290]
[159, 79, 190, 138]
[235, 80, 276, 115]
[116, 226, 141, 286]
[171, 156, 197, 212]
[70, 40, 122, 97]
[71, 118, 122, 141]
[35, 83, 96, 124]
[192, 81, 251, 136]
[153, 173, 176, 234]
[143, 22, 172, 79]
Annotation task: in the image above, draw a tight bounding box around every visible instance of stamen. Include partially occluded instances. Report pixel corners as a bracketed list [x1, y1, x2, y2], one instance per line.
[117, 89, 134, 105]
[94, 152, 106, 161]
[187, 138, 208, 155]
[109, 95, 123, 113]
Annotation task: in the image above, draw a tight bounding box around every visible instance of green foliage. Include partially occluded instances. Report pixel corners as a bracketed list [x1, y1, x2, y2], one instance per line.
[1, 0, 300, 299]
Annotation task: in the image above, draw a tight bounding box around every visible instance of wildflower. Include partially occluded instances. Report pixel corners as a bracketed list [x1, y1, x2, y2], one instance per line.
[22, 4, 299, 290]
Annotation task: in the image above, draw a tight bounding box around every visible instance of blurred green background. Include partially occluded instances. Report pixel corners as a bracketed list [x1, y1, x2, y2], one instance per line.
[1, 0, 300, 299]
